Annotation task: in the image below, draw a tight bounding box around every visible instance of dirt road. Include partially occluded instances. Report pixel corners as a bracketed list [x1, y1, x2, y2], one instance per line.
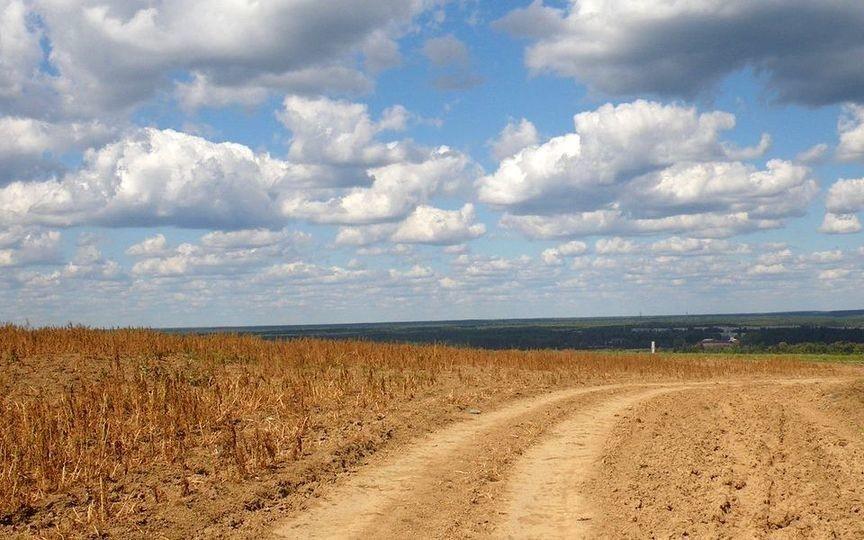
[273, 378, 864, 539]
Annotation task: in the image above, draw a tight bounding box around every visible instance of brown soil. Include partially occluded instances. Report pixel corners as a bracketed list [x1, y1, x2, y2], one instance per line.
[589, 379, 864, 539]
[272, 377, 864, 539]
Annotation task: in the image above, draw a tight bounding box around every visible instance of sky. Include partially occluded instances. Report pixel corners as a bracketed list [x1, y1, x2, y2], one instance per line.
[2, 0, 864, 327]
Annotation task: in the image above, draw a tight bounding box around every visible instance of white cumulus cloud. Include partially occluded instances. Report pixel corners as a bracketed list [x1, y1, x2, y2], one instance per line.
[496, 0, 864, 105]
[17, 0, 428, 116]
[479, 101, 815, 239]
[0, 116, 116, 183]
[0, 95, 479, 230]
[541, 240, 587, 265]
[391, 204, 485, 245]
[489, 118, 539, 161]
[821, 177, 864, 235]
[819, 213, 862, 235]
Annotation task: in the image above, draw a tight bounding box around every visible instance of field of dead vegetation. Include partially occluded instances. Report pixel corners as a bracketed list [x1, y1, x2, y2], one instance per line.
[0, 325, 859, 538]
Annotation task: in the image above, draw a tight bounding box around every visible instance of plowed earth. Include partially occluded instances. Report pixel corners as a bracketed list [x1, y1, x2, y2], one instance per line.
[275, 378, 864, 539]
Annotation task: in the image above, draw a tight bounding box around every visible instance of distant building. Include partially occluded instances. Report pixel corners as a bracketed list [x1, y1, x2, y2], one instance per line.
[699, 336, 739, 349]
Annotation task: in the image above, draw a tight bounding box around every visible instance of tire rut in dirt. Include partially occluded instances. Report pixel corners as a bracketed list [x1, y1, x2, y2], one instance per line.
[490, 386, 692, 539]
[273, 384, 655, 539]
[273, 378, 858, 539]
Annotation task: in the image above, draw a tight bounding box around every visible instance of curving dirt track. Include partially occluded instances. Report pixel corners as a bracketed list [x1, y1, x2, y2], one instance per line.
[273, 377, 864, 539]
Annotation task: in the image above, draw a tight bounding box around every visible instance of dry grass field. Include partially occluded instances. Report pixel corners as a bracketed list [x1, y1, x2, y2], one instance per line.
[0, 325, 860, 538]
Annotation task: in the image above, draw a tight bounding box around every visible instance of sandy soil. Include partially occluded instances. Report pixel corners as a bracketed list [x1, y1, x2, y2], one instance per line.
[273, 377, 864, 539]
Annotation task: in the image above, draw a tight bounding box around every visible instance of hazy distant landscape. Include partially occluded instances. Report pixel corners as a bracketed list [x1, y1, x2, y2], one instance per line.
[173, 309, 864, 353]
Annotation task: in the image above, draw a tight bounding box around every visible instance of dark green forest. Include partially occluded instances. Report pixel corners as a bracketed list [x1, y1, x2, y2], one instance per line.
[173, 310, 864, 354]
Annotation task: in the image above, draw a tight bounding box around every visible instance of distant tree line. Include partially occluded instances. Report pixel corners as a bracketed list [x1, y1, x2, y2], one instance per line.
[737, 326, 864, 346]
[258, 323, 864, 353]
[265, 325, 725, 350]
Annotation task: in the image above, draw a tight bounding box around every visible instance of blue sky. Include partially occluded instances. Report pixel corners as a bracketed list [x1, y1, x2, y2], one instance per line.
[2, 0, 864, 327]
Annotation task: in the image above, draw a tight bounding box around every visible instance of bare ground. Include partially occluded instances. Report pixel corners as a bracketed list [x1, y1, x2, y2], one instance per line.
[273, 377, 864, 539]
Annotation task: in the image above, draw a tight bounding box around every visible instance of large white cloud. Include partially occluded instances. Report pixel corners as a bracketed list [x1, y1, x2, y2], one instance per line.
[334, 204, 486, 246]
[280, 147, 476, 224]
[279, 95, 413, 169]
[478, 101, 760, 209]
[0, 116, 116, 184]
[0, 95, 478, 230]
[479, 101, 813, 238]
[0, 128, 297, 229]
[391, 204, 485, 245]
[630, 160, 815, 219]
[274, 95, 477, 224]
[496, 0, 864, 105]
[17, 0, 429, 116]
